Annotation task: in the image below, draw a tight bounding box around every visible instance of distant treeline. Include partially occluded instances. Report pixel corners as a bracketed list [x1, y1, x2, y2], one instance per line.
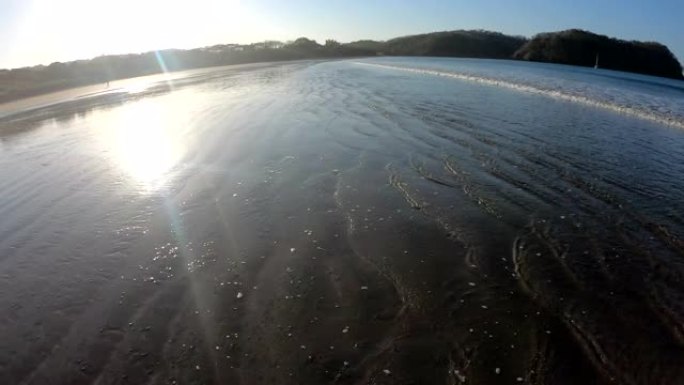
[383, 30, 527, 58]
[1, 29, 682, 103]
[0, 38, 371, 103]
[514, 29, 683, 79]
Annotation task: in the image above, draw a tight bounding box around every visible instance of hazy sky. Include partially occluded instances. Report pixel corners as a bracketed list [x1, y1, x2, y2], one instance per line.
[1, 0, 683, 69]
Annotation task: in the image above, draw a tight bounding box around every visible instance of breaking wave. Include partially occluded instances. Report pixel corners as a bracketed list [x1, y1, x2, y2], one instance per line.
[356, 61, 684, 129]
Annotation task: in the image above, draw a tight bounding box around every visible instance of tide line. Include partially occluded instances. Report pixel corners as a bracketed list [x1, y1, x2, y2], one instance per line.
[354, 62, 684, 130]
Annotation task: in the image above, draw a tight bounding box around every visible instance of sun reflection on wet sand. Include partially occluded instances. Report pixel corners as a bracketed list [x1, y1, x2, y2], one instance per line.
[97, 98, 186, 192]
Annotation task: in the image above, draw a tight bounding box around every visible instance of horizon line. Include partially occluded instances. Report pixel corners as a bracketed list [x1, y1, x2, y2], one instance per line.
[3, 27, 682, 71]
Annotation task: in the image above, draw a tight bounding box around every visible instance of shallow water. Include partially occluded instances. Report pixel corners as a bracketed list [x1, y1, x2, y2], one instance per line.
[1, 58, 684, 384]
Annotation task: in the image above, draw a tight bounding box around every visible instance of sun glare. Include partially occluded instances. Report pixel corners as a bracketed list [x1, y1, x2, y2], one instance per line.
[98, 98, 186, 192]
[5, 0, 287, 68]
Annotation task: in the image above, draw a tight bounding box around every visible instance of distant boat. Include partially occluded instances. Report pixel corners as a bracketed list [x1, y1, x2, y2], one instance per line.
[594, 53, 599, 69]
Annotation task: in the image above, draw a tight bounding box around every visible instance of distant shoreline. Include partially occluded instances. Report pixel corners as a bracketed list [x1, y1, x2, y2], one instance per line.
[0, 60, 325, 118]
[1, 29, 681, 105]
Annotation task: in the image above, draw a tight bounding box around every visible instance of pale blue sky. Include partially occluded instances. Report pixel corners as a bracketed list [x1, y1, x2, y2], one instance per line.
[1, 0, 682, 69]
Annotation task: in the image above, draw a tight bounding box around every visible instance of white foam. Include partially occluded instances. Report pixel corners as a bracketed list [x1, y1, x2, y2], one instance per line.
[355, 62, 684, 130]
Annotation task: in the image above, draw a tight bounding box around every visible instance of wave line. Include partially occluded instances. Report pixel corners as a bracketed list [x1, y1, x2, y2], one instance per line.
[354, 62, 684, 130]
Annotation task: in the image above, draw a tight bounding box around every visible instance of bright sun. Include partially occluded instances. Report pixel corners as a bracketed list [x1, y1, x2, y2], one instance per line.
[7, 0, 286, 67]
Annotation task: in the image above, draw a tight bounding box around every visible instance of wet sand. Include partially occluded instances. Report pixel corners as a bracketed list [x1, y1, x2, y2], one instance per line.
[1, 59, 684, 384]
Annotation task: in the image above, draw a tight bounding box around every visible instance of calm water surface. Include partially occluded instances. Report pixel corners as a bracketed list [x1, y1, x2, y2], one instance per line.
[1, 58, 684, 384]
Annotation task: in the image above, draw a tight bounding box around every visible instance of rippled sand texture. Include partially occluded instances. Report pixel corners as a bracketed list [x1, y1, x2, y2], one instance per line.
[1, 59, 684, 385]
